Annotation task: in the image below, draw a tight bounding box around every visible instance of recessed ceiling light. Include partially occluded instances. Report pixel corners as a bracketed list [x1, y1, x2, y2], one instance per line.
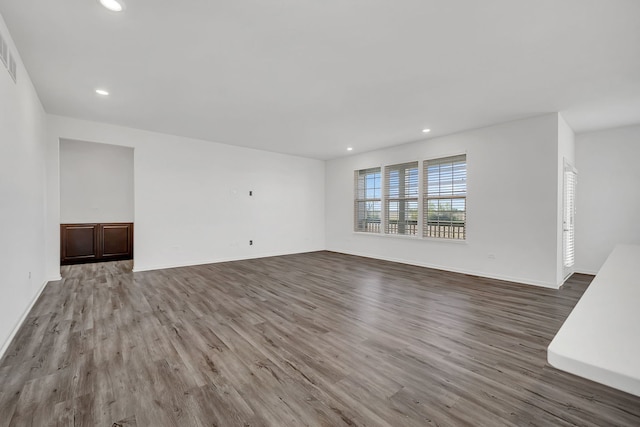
[347, 147, 353, 151]
[99, 0, 124, 12]
[422, 128, 431, 133]
[95, 89, 109, 96]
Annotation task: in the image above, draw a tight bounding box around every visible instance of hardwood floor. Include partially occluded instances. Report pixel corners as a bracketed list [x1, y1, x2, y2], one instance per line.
[1, 251, 639, 426]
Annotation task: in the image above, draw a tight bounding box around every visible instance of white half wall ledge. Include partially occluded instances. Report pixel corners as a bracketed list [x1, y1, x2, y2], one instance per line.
[548, 244, 640, 397]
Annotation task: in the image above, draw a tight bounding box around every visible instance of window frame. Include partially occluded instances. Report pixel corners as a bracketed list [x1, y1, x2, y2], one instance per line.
[384, 161, 420, 236]
[354, 167, 382, 233]
[423, 154, 467, 240]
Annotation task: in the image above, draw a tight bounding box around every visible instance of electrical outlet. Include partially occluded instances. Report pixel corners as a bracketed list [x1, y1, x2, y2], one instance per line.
[28, 271, 31, 279]
[249, 240, 253, 246]
[488, 253, 496, 259]
[249, 190, 253, 196]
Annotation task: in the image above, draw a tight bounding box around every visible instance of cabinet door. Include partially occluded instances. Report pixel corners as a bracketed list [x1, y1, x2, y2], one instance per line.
[100, 223, 133, 260]
[61, 224, 99, 264]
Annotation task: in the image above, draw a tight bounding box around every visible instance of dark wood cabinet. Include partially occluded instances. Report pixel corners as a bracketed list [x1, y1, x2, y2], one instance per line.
[61, 223, 133, 265]
[100, 223, 133, 260]
[60, 224, 99, 264]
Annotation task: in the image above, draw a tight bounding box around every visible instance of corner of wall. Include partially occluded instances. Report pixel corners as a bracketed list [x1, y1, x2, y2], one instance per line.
[44, 128, 61, 281]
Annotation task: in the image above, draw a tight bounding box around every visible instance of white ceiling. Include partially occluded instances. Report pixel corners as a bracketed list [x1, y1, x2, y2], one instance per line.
[1, 0, 639, 159]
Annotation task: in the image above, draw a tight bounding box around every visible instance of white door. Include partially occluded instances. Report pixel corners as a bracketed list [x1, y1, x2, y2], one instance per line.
[563, 162, 577, 279]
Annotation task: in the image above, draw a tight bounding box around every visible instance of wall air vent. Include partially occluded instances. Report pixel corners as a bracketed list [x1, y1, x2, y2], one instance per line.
[8, 53, 16, 82]
[0, 32, 7, 67]
[0, 30, 17, 83]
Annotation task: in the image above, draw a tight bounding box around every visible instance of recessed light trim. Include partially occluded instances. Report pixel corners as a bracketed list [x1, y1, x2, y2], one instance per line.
[95, 89, 109, 96]
[422, 128, 431, 133]
[347, 147, 353, 151]
[99, 0, 124, 12]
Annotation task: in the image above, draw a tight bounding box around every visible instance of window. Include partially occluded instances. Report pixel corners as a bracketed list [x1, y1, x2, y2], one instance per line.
[385, 162, 419, 235]
[424, 155, 466, 239]
[354, 167, 381, 233]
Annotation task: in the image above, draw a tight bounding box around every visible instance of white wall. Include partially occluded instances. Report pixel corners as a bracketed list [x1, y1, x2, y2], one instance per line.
[46, 116, 326, 276]
[557, 114, 576, 283]
[326, 114, 563, 288]
[60, 139, 134, 223]
[0, 15, 48, 355]
[575, 124, 640, 274]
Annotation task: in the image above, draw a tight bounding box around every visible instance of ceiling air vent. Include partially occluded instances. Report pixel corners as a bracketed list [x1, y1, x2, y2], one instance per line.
[0, 30, 17, 83]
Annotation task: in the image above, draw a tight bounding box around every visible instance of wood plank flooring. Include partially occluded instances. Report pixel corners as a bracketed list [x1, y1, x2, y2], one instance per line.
[1, 251, 639, 426]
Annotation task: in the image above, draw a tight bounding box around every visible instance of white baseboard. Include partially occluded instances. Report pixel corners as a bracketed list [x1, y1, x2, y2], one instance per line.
[0, 279, 49, 362]
[328, 248, 560, 289]
[132, 249, 323, 273]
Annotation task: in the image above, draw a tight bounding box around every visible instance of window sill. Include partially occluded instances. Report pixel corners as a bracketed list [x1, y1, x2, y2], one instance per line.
[352, 231, 468, 244]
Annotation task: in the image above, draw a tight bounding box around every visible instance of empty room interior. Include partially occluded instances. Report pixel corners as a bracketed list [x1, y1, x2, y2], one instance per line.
[1, 0, 640, 425]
